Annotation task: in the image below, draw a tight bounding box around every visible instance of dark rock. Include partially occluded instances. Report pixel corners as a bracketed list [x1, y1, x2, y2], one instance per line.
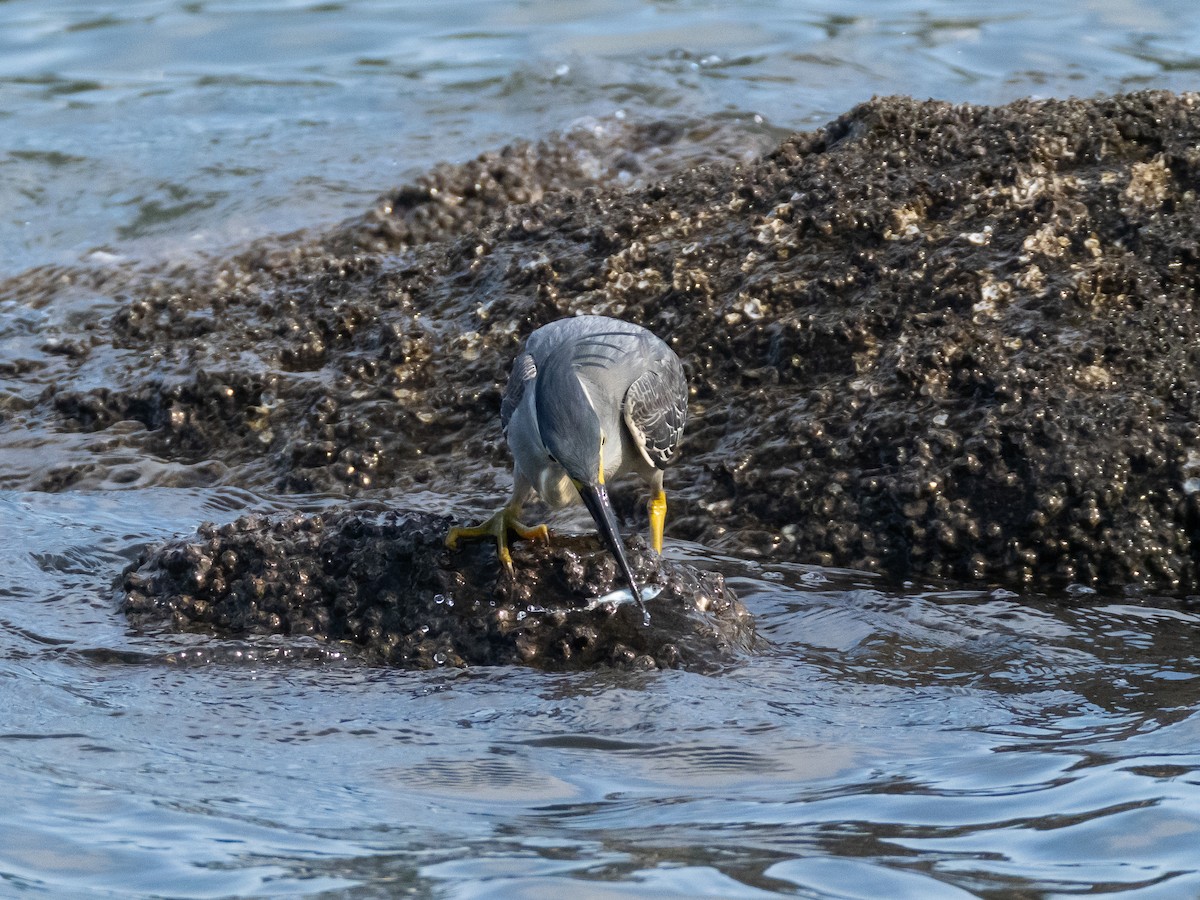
[121, 510, 755, 672]
[9, 93, 1200, 596]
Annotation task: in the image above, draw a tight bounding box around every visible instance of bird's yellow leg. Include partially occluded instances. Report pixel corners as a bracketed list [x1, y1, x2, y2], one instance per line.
[446, 504, 550, 573]
[648, 488, 667, 554]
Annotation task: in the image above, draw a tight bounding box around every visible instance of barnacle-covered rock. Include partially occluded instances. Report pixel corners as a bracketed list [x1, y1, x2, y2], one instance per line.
[11, 93, 1200, 596]
[121, 510, 755, 672]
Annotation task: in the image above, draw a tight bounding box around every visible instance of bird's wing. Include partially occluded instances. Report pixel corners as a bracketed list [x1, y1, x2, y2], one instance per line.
[501, 351, 536, 437]
[623, 357, 688, 468]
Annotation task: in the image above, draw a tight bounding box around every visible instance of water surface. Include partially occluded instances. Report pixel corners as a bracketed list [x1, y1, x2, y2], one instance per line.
[4, 489, 1200, 896]
[3, 0, 1200, 274]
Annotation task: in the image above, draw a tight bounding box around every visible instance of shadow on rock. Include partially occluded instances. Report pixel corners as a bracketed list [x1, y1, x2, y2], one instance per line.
[120, 510, 755, 672]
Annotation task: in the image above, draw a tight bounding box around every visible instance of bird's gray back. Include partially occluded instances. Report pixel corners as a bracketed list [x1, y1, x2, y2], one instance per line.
[533, 316, 671, 397]
[539, 316, 687, 471]
[525, 316, 648, 368]
[500, 316, 644, 438]
[504, 315, 686, 466]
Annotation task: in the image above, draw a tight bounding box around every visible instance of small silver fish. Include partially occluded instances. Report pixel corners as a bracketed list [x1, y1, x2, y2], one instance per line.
[584, 584, 662, 613]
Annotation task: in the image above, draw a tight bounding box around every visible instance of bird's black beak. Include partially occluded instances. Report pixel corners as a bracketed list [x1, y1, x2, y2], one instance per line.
[578, 481, 650, 625]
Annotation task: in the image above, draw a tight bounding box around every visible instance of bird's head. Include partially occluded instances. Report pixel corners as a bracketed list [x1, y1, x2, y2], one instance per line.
[535, 359, 648, 622]
[536, 370, 604, 486]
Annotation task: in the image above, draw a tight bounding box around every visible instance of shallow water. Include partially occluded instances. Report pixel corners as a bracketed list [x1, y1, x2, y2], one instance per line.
[4, 489, 1200, 897]
[5, 0, 1200, 897]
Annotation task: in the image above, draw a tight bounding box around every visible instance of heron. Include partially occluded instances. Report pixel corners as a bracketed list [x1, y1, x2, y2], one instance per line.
[446, 315, 688, 621]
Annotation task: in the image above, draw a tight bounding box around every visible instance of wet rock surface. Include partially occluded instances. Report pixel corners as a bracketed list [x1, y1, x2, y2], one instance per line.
[7, 92, 1200, 602]
[121, 510, 754, 671]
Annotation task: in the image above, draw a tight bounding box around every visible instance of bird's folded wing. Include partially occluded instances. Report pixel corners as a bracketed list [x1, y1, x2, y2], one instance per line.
[623, 363, 688, 468]
[501, 352, 537, 437]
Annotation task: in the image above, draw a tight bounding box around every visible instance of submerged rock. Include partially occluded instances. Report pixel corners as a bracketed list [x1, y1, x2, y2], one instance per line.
[121, 510, 755, 671]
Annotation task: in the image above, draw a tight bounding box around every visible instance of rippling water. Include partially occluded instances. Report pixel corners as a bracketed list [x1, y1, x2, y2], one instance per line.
[3, 0, 1200, 275]
[4, 1, 1200, 897]
[4, 490, 1199, 896]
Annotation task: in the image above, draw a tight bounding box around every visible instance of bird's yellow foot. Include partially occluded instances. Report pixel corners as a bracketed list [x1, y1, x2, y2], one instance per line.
[446, 507, 550, 574]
